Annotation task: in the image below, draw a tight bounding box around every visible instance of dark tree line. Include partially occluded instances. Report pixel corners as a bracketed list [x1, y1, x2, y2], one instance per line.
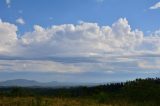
[0, 78, 160, 104]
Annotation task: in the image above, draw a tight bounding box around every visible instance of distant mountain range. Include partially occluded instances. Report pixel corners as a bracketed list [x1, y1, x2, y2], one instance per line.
[0, 79, 98, 87]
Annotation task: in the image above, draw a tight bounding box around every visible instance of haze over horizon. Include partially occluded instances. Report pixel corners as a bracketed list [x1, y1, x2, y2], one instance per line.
[0, 0, 160, 83]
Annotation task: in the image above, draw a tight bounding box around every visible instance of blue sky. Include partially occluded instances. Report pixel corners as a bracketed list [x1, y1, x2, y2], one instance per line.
[0, 0, 160, 82]
[1, 0, 160, 34]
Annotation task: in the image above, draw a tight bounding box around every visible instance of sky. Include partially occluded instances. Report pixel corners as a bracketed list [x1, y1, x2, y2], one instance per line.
[0, 0, 160, 83]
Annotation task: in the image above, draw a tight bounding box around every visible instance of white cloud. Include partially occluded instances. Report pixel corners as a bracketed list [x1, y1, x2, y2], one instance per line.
[150, 2, 160, 10]
[0, 60, 83, 73]
[5, 0, 11, 8]
[151, 29, 160, 37]
[0, 19, 18, 54]
[16, 18, 25, 25]
[19, 18, 144, 57]
[0, 18, 160, 73]
[138, 60, 160, 70]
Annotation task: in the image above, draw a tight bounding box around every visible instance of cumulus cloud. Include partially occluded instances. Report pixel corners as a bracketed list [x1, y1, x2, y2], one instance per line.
[150, 2, 160, 10]
[16, 18, 25, 25]
[19, 18, 144, 57]
[0, 19, 18, 54]
[0, 18, 160, 73]
[5, 0, 11, 8]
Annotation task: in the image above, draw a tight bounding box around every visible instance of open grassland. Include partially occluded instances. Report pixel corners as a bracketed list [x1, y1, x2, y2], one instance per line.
[0, 97, 111, 106]
[0, 97, 159, 106]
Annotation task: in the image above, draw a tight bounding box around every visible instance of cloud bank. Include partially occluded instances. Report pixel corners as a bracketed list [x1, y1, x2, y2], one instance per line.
[0, 18, 160, 74]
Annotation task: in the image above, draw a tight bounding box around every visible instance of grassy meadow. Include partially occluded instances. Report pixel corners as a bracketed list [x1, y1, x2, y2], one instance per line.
[0, 97, 158, 106]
